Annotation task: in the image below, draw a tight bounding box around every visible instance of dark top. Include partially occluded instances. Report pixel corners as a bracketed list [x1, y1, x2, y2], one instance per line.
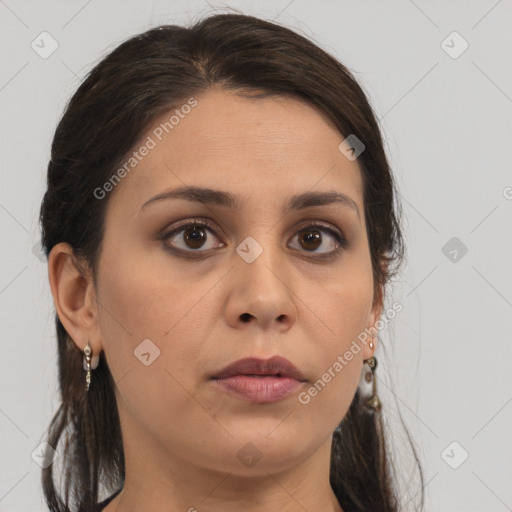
[95, 488, 122, 511]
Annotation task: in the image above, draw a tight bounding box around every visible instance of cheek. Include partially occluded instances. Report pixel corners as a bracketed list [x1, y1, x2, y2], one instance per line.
[95, 242, 221, 412]
[95, 257, 213, 447]
[295, 256, 374, 423]
[96, 235, 214, 348]
[302, 249, 374, 346]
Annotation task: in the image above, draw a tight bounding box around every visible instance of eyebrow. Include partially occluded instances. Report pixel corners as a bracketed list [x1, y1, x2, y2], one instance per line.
[140, 185, 360, 219]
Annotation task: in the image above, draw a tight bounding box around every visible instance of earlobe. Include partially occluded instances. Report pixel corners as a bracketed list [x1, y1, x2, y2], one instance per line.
[47, 242, 101, 355]
[363, 287, 384, 359]
[363, 335, 377, 361]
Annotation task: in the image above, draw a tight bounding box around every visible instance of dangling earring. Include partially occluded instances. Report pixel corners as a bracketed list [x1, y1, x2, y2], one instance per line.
[83, 343, 92, 392]
[82, 342, 99, 391]
[363, 356, 381, 411]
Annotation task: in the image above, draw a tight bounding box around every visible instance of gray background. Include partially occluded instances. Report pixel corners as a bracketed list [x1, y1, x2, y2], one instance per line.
[1, 1, 511, 511]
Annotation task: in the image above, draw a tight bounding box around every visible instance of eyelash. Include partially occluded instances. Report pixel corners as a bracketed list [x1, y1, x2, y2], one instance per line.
[161, 217, 348, 261]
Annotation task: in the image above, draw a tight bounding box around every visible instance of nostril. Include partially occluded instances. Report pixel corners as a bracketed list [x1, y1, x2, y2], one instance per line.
[240, 313, 252, 323]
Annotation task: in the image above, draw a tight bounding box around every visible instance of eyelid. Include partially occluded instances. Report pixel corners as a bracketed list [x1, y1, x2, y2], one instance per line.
[163, 217, 218, 236]
[163, 217, 345, 238]
[294, 219, 344, 238]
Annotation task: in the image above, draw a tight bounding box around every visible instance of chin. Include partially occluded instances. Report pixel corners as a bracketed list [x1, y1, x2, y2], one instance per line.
[204, 431, 321, 477]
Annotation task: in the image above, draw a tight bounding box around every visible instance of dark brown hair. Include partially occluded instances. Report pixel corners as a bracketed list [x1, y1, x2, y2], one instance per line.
[39, 13, 422, 512]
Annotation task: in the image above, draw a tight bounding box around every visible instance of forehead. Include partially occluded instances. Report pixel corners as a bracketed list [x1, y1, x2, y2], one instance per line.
[106, 88, 364, 219]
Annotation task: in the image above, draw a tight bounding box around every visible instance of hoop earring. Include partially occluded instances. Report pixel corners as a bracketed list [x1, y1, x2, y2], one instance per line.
[363, 356, 381, 411]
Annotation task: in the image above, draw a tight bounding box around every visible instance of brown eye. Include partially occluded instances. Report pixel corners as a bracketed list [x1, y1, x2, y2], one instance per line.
[289, 224, 346, 257]
[298, 229, 322, 251]
[164, 221, 225, 253]
[183, 226, 207, 249]
[163, 219, 346, 259]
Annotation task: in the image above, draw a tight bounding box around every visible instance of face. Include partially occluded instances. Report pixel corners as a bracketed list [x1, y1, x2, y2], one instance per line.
[87, 88, 380, 476]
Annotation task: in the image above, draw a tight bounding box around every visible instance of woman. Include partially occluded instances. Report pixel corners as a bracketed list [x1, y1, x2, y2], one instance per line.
[39, 13, 422, 512]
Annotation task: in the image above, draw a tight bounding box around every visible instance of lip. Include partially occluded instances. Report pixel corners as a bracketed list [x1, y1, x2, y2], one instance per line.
[210, 356, 307, 403]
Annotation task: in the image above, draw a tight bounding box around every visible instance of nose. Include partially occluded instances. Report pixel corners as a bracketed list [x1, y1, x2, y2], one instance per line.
[224, 242, 298, 332]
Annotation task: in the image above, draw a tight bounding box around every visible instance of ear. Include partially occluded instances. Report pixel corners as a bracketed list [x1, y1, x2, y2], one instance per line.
[362, 284, 384, 360]
[47, 242, 103, 362]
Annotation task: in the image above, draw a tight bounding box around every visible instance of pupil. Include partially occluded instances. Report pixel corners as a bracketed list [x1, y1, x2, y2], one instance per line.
[301, 230, 321, 250]
[185, 226, 205, 248]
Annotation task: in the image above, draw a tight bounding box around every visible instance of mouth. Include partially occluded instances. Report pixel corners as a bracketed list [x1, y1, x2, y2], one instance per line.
[210, 356, 307, 403]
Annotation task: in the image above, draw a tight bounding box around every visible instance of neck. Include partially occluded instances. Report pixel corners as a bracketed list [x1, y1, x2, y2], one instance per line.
[104, 408, 343, 512]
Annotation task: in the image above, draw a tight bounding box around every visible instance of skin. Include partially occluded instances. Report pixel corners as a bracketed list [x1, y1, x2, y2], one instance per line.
[48, 88, 382, 512]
